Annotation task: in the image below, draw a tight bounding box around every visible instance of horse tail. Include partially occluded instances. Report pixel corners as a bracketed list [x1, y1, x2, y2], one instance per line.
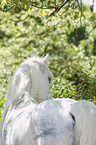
[71, 100, 96, 145]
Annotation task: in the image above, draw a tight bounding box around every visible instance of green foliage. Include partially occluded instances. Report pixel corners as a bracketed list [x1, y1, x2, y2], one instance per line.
[50, 78, 77, 99]
[51, 71, 96, 103]
[0, 5, 96, 120]
[75, 70, 96, 103]
[0, 96, 5, 121]
[67, 26, 88, 46]
[0, 0, 82, 14]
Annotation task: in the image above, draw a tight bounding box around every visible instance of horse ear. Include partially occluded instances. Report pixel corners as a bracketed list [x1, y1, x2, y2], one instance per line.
[32, 52, 36, 57]
[43, 53, 49, 64]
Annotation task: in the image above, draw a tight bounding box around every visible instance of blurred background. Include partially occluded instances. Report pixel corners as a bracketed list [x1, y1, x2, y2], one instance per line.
[0, 0, 96, 120]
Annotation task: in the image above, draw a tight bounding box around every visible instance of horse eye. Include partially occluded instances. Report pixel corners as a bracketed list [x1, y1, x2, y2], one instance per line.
[48, 77, 51, 83]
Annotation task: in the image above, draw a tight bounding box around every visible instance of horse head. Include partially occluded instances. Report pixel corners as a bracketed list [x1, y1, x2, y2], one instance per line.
[3, 54, 52, 120]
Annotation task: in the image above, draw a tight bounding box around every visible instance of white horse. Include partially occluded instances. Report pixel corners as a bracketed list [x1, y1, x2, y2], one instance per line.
[31, 98, 96, 145]
[0, 54, 52, 145]
[1, 54, 96, 145]
[1, 97, 96, 145]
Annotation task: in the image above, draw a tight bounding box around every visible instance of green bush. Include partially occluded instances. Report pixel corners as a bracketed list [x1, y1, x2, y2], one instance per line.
[50, 78, 77, 99]
[75, 70, 96, 103]
[51, 70, 96, 104]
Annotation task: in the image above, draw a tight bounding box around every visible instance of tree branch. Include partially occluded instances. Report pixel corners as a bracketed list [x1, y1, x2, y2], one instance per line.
[2, 5, 14, 12]
[49, 0, 71, 17]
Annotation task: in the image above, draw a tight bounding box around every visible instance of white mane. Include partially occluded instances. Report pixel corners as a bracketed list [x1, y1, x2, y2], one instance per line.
[2, 55, 51, 121]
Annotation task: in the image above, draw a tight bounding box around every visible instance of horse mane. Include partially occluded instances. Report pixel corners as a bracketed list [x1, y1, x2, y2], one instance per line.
[2, 56, 49, 121]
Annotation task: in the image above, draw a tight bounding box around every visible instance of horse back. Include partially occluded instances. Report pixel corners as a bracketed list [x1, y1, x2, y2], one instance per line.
[31, 98, 76, 145]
